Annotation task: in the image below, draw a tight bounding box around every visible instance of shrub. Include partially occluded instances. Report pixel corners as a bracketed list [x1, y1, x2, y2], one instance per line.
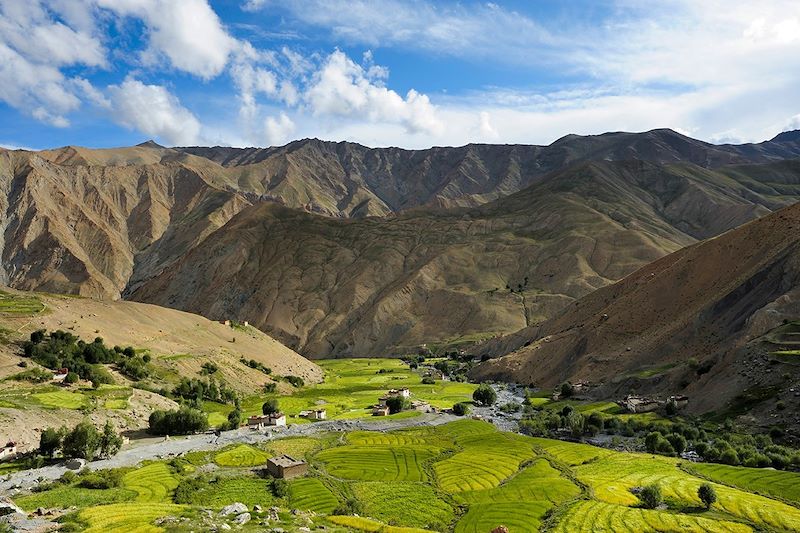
[283, 375, 304, 387]
[272, 478, 288, 497]
[62, 421, 101, 461]
[12, 367, 53, 383]
[472, 384, 497, 406]
[39, 427, 65, 457]
[200, 362, 219, 375]
[698, 483, 717, 509]
[385, 396, 408, 414]
[263, 382, 277, 393]
[79, 469, 124, 489]
[421, 376, 436, 385]
[452, 402, 471, 416]
[149, 406, 209, 435]
[174, 475, 208, 504]
[638, 484, 662, 509]
[64, 372, 79, 384]
[262, 398, 280, 415]
[718, 448, 740, 465]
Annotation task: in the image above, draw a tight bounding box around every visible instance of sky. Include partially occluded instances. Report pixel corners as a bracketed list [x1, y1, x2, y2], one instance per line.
[1, 0, 799, 150]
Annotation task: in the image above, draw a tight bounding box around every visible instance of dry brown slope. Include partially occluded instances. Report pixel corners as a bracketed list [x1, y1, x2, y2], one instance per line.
[473, 202, 800, 423]
[128, 159, 798, 358]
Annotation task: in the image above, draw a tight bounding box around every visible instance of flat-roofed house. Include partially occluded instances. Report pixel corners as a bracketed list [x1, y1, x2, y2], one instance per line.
[0, 442, 17, 461]
[266, 455, 307, 479]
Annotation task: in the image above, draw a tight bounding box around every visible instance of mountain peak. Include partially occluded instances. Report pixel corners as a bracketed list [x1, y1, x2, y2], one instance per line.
[137, 140, 165, 149]
[770, 129, 800, 143]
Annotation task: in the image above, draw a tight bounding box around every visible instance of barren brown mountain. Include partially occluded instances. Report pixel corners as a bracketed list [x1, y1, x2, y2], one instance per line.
[1, 129, 800, 357]
[472, 202, 800, 429]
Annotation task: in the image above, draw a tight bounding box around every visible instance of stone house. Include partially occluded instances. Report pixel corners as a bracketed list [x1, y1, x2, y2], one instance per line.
[266, 455, 308, 479]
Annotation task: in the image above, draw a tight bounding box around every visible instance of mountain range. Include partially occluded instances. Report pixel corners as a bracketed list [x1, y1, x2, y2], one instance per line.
[1, 129, 800, 358]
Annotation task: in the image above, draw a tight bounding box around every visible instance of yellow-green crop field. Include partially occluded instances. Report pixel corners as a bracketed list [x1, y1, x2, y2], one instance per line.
[11, 387, 800, 532]
[242, 358, 478, 421]
[214, 444, 270, 467]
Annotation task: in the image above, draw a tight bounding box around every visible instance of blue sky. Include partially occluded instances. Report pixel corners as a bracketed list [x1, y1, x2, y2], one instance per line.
[1, 0, 799, 150]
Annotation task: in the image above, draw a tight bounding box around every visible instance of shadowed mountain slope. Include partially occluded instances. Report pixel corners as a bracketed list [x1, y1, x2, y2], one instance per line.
[472, 202, 800, 428]
[1, 130, 800, 356]
[127, 158, 800, 357]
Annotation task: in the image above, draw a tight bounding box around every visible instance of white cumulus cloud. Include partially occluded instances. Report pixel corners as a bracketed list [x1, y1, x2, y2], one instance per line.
[305, 50, 442, 136]
[97, 0, 237, 79]
[107, 78, 201, 145]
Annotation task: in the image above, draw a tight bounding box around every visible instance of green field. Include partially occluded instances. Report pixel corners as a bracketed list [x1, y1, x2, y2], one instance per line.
[688, 462, 800, 504]
[352, 482, 455, 530]
[0, 290, 44, 315]
[79, 502, 185, 533]
[32, 390, 88, 409]
[188, 477, 274, 508]
[10, 389, 800, 532]
[316, 444, 440, 482]
[262, 358, 477, 421]
[214, 444, 270, 467]
[289, 477, 339, 514]
[552, 500, 752, 533]
[122, 463, 179, 503]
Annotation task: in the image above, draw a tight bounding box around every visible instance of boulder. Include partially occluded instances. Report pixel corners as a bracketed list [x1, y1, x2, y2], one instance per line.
[233, 513, 251, 525]
[219, 503, 248, 516]
[64, 458, 86, 470]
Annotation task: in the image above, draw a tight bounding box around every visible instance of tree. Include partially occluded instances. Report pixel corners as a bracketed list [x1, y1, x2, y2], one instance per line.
[225, 407, 243, 430]
[64, 372, 79, 384]
[472, 384, 497, 406]
[99, 421, 123, 458]
[148, 406, 209, 435]
[262, 398, 280, 415]
[560, 382, 575, 398]
[638, 484, 662, 509]
[452, 402, 471, 416]
[385, 396, 407, 414]
[39, 427, 65, 457]
[667, 433, 687, 454]
[698, 483, 717, 509]
[62, 421, 101, 460]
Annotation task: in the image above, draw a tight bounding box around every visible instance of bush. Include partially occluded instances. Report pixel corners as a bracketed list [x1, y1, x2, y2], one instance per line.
[262, 398, 280, 415]
[39, 427, 65, 457]
[472, 384, 497, 406]
[64, 372, 79, 384]
[698, 483, 717, 509]
[62, 421, 101, 461]
[200, 362, 219, 375]
[272, 478, 288, 497]
[452, 402, 471, 416]
[282, 375, 304, 387]
[174, 475, 208, 504]
[149, 406, 209, 435]
[421, 376, 436, 385]
[263, 382, 277, 393]
[385, 396, 408, 414]
[718, 448, 740, 466]
[79, 469, 124, 489]
[12, 367, 53, 383]
[638, 484, 662, 509]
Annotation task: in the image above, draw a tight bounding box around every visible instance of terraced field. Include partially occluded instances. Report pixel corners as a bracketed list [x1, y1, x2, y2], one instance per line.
[529, 437, 612, 466]
[456, 458, 580, 505]
[274, 358, 477, 420]
[434, 431, 535, 493]
[31, 390, 87, 409]
[570, 446, 800, 532]
[454, 501, 552, 533]
[552, 501, 752, 533]
[327, 515, 435, 533]
[352, 482, 455, 530]
[688, 462, 800, 504]
[122, 463, 179, 503]
[0, 290, 44, 315]
[79, 502, 185, 533]
[316, 444, 440, 482]
[15, 486, 134, 511]
[288, 478, 339, 514]
[214, 444, 270, 467]
[267, 436, 321, 458]
[188, 477, 274, 508]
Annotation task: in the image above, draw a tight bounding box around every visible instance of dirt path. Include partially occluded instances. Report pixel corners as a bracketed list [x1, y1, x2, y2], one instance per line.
[0, 412, 458, 493]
